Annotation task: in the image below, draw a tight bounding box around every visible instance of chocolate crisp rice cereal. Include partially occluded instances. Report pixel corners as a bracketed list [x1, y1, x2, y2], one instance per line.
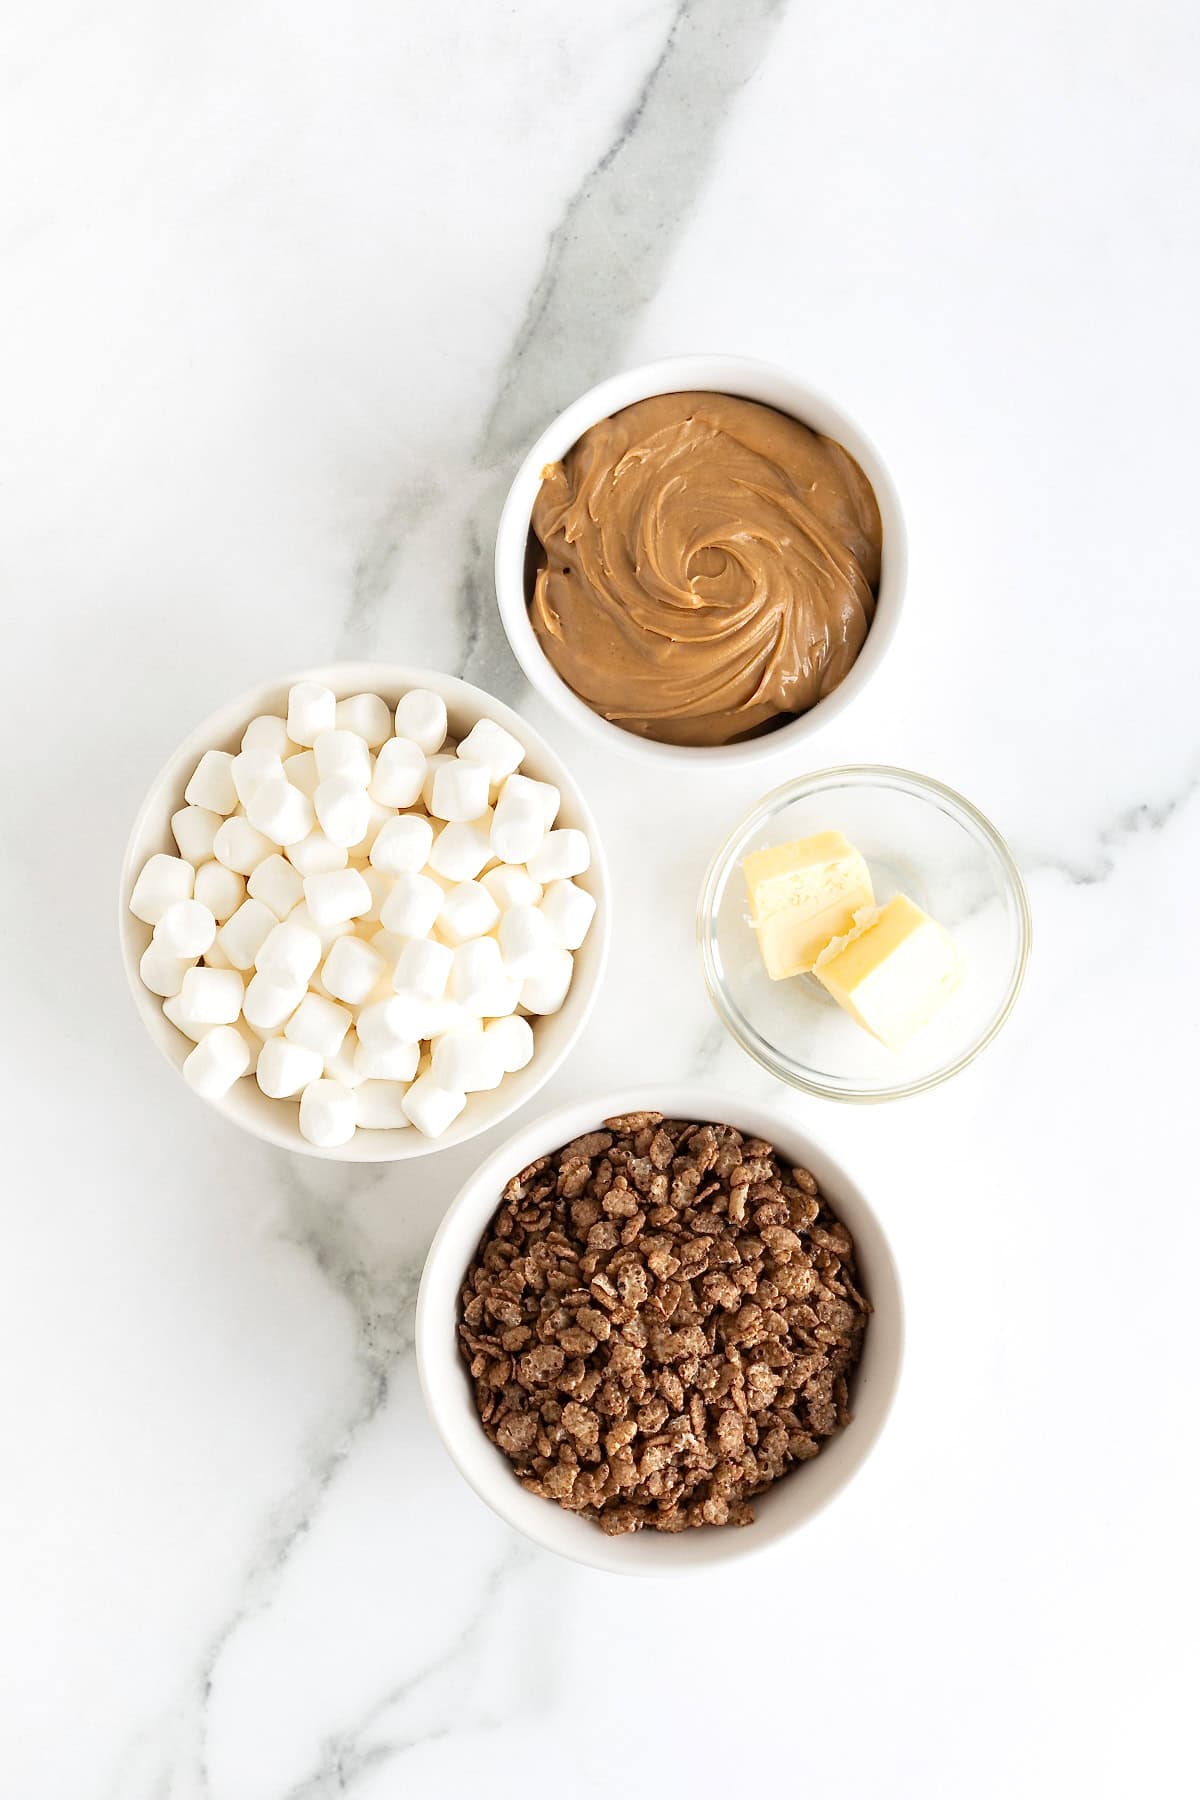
[457, 1113, 870, 1534]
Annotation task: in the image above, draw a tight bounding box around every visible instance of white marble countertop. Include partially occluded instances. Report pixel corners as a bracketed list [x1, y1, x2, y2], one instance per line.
[3, 2, 1197, 1794]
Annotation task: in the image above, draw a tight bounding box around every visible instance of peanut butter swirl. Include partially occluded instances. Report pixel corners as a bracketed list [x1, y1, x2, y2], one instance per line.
[528, 392, 883, 747]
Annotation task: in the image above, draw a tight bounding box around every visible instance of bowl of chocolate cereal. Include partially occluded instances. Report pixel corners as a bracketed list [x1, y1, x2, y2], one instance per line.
[415, 1085, 903, 1573]
[494, 355, 907, 769]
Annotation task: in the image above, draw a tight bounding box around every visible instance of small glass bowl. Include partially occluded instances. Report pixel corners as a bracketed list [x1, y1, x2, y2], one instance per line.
[698, 767, 1031, 1102]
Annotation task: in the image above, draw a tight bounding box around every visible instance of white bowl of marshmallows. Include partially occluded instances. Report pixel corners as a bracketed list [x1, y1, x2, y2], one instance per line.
[119, 664, 608, 1160]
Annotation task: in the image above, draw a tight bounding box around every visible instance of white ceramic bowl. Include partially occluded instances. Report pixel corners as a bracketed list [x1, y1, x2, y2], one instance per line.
[494, 354, 907, 771]
[416, 1085, 903, 1574]
[119, 663, 610, 1161]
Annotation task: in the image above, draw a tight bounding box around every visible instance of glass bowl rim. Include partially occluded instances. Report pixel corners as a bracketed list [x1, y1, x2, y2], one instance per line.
[696, 763, 1033, 1103]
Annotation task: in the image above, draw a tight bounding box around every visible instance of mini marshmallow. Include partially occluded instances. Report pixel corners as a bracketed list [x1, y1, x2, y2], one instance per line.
[139, 942, 191, 998]
[299, 1077, 356, 1147]
[423, 997, 468, 1039]
[357, 988, 434, 1048]
[490, 786, 544, 865]
[394, 936, 453, 1001]
[437, 880, 500, 947]
[287, 902, 354, 954]
[282, 750, 319, 797]
[482, 865, 542, 911]
[431, 1023, 504, 1093]
[483, 975, 522, 1020]
[302, 868, 372, 926]
[335, 692, 392, 748]
[314, 729, 371, 787]
[370, 812, 434, 874]
[456, 718, 525, 782]
[369, 737, 426, 808]
[216, 898, 277, 970]
[154, 899, 217, 960]
[380, 870, 442, 939]
[497, 903, 551, 976]
[314, 774, 371, 848]
[484, 1013, 535, 1074]
[420, 751, 455, 811]
[162, 992, 215, 1043]
[355, 798, 392, 853]
[519, 947, 574, 1015]
[184, 749, 238, 816]
[234, 1018, 265, 1072]
[285, 828, 347, 876]
[355, 1081, 413, 1129]
[394, 688, 448, 755]
[527, 829, 590, 884]
[366, 926, 404, 965]
[194, 861, 245, 923]
[322, 935, 386, 1005]
[359, 799, 392, 846]
[539, 879, 597, 951]
[306, 963, 334, 1001]
[255, 918, 322, 986]
[324, 1029, 365, 1089]
[284, 992, 352, 1059]
[357, 865, 393, 926]
[171, 806, 221, 866]
[242, 1015, 282, 1045]
[448, 937, 506, 1014]
[213, 816, 275, 876]
[430, 758, 490, 823]
[401, 1073, 466, 1138]
[353, 1038, 420, 1082]
[242, 971, 305, 1032]
[255, 1036, 324, 1098]
[183, 1026, 251, 1099]
[287, 681, 337, 748]
[246, 778, 314, 848]
[247, 853, 304, 920]
[130, 853, 195, 926]
[203, 939, 234, 968]
[242, 713, 293, 758]
[427, 815, 492, 883]
[503, 773, 560, 828]
[231, 747, 285, 808]
[180, 965, 245, 1024]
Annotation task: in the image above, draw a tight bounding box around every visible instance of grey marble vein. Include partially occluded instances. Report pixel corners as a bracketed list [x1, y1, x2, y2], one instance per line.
[1022, 763, 1200, 888]
[106, 1161, 426, 1800]
[281, 1540, 534, 1800]
[459, 0, 788, 692]
[338, 0, 790, 693]
[343, 476, 443, 654]
[478, 0, 790, 466]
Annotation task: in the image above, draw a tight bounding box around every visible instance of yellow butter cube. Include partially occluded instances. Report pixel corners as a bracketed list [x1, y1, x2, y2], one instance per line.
[742, 831, 876, 980]
[813, 893, 962, 1050]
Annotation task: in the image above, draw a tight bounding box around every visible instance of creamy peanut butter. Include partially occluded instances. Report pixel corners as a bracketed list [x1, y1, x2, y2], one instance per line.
[528, 392, 883, 747]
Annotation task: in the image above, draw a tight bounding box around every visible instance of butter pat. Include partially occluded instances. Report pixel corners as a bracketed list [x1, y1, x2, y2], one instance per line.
[814, 894, 962, 1050]
[743, 831, 875, 980]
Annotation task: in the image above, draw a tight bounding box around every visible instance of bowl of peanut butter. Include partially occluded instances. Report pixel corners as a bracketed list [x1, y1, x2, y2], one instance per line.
[495, 356, 907, 766]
